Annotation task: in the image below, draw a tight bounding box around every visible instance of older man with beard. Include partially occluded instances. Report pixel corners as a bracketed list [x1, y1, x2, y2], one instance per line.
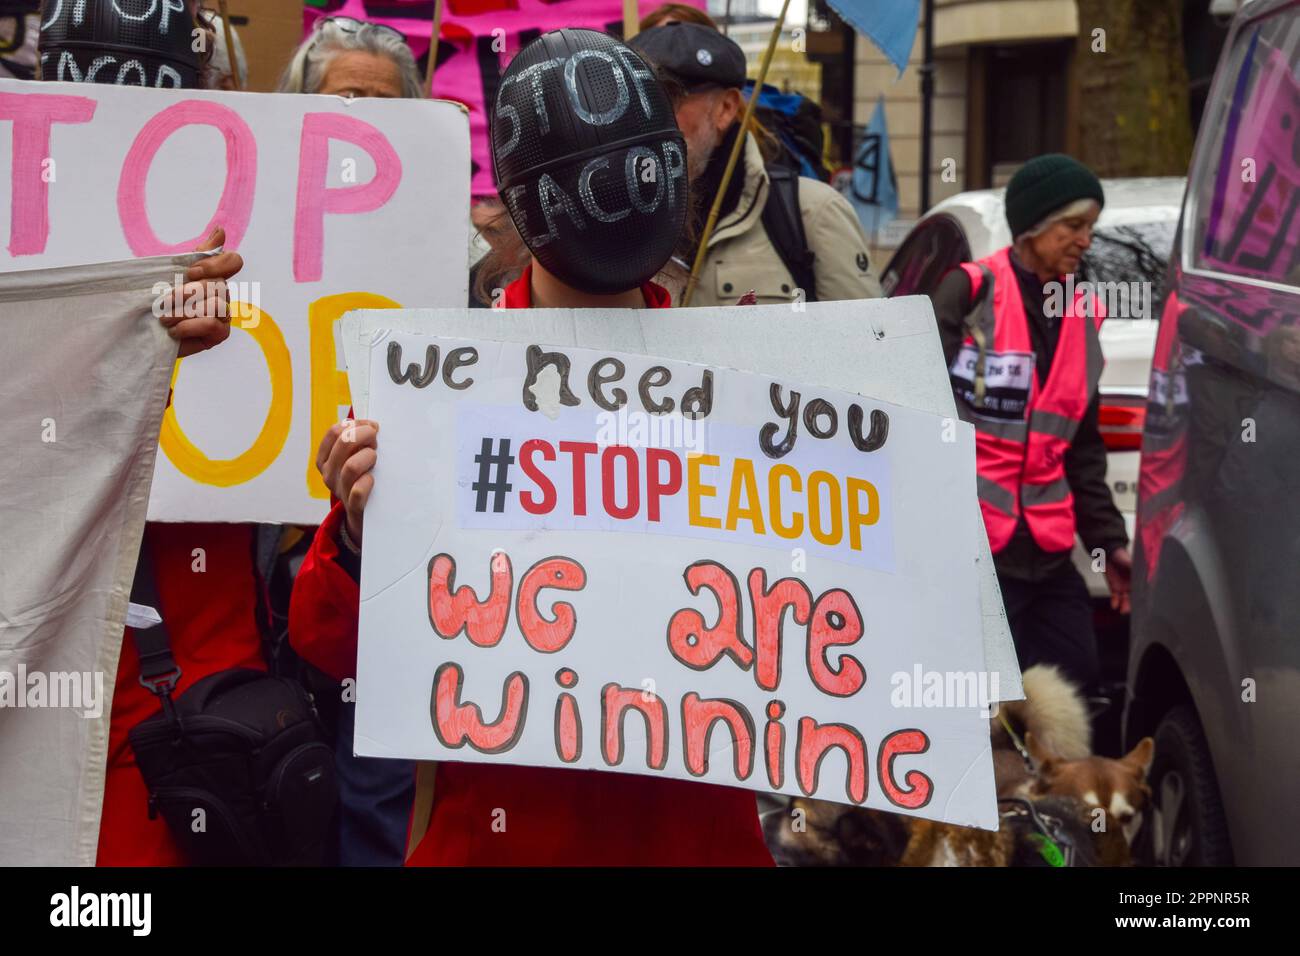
[630, 21, 883, 307]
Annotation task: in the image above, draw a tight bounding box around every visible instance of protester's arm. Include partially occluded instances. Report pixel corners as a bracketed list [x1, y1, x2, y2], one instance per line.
[930, 267, 973, 368]
[801, 183, 885, 301]
[1066, 394, 1132, 611]
[156, 226, 244, 357]
[1065, 394, 1129, 557]
[289, 502, 363, 682]
[287, 419, 381, 681]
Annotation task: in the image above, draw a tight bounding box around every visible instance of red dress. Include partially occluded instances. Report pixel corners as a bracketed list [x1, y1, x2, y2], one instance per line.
[97, 523, 266, 866]
[289, 268, 774, 866]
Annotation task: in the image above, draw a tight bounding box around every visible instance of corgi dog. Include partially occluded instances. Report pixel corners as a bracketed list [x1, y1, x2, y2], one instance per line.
[903, 666, 1155, 866]
[764, 665, 1155, 867]
[1021, 732, 1155, 865]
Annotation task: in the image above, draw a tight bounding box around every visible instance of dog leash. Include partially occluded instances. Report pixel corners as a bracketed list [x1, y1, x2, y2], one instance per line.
[999, 798, 1077, 868]
[998, 710, 1036, 773]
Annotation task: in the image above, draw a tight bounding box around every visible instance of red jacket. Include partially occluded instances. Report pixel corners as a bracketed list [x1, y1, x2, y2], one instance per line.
[289, 268, 774, 866]
[97, 522, 266, 866]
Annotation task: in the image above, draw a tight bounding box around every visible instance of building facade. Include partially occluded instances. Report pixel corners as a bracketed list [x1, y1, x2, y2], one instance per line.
[818, 0, 1233, 233]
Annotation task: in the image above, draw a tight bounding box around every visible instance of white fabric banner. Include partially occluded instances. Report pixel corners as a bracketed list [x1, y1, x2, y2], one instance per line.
[0, 253, 189, 866]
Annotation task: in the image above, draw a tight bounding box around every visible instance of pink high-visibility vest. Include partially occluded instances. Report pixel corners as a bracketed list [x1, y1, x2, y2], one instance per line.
[949, 247, 1104, 554]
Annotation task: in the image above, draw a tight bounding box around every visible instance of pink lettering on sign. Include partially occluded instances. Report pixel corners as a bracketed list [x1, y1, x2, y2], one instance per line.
[116, 100, 256, 255]
[293, 112, 402, 282]
[0, 92, 96, 256]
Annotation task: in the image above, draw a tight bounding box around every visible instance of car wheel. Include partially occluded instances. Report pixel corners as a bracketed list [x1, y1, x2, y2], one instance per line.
[1137, 706, 1232, 866]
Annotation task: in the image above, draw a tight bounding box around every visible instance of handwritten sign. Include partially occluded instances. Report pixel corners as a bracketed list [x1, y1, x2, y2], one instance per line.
[354, 323, 999, 828]
[0, 78, 469, 522]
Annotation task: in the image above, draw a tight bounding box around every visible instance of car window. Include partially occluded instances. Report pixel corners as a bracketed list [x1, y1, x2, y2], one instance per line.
[1186, 6, 1300, 289]
[880, 215, 971, 297]
[1078, 219, 1177, 318]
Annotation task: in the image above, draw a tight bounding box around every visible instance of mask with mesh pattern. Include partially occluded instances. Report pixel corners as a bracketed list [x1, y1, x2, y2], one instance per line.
[39, 0, 200, 88]
[491, 28, 687, 295]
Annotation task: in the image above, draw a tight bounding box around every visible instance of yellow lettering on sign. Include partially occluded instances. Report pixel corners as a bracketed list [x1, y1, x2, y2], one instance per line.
[687, 452, 721, 529]
[768, 464, 803, 539]
[159, 302, 292, 487]
[807, 470, 843, 546]
[724, 457, 766, 535]
[307, 292, 400, 499]
[847, 477, 880, 550]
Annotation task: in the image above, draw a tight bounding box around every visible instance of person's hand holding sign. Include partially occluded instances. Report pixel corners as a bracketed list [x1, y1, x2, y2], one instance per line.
[156, 226, 245, 357]
[317, 419, 380, 545]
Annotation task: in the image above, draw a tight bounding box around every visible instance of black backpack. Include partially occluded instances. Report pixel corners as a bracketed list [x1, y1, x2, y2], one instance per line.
[762, 163, 818, 302]
[126, 539, 338, 866]
[744, 80, 832, 182]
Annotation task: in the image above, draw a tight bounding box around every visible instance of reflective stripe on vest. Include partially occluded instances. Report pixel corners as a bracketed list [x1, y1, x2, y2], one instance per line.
[949, 248, 1104, 554]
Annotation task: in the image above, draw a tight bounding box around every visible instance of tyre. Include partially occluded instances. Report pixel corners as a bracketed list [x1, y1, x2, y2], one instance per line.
[1136, 705, 1233, 866]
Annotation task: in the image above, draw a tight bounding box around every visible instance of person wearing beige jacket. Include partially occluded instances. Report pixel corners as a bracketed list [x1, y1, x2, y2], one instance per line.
[630, 22, 884, 307]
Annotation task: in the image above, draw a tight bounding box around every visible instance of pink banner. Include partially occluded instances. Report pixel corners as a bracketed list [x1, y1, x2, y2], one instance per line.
[305, 0, 704, 196]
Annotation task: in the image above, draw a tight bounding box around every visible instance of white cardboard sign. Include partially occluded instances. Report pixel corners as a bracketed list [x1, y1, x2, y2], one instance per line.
[354, 326, 999, 828]
[0, 79, 469, 523]
[342, 299, 1023, 701]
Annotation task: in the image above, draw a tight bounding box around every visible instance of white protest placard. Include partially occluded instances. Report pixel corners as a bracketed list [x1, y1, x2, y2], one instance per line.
[0, 79, 469, 523]
[354, 324, 1000, 829]
[343, 298, 1023, 700]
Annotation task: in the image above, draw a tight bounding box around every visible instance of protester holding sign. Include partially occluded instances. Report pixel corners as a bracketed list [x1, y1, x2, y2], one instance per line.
[279, 12, 425, 869]
[29, 4, 285, 865]
[291, 28, 774, 866]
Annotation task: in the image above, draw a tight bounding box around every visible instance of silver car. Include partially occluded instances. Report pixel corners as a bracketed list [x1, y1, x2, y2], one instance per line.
[1125, 0, 1300, 866]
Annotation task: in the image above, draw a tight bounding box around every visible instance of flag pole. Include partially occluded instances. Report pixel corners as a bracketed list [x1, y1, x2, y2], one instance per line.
[424, 0, 445, 97]
[623, 0, 640, 40]
[215, 0, 240, 91]
[681, 0, 791, 307]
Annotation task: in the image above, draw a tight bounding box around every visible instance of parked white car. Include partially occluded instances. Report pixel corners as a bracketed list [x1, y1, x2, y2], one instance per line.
[880, 178, 1185, 599]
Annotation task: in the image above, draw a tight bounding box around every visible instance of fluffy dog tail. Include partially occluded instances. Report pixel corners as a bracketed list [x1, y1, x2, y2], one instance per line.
[996, 665, 1091, 760]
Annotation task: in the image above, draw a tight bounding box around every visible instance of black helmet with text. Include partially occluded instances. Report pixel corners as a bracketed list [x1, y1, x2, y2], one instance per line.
[490, 28, 687, 295]
[39, 0, 202, 88]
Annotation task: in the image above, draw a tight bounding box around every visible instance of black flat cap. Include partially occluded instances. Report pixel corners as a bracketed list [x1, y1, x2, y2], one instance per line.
[629, 21, 747, 90]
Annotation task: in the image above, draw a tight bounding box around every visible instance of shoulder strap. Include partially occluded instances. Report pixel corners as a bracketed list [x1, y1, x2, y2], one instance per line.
[962, 264, 996, 409]
[128, 533, 182, 702]
[761, 165, 818, 302]
[252, 524, 288, 672]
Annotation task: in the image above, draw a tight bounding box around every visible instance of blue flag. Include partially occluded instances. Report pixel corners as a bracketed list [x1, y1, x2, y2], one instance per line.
[824, 0, 921, 75]
[846, 96, 899, 238]
[847, 97, 899, 239]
